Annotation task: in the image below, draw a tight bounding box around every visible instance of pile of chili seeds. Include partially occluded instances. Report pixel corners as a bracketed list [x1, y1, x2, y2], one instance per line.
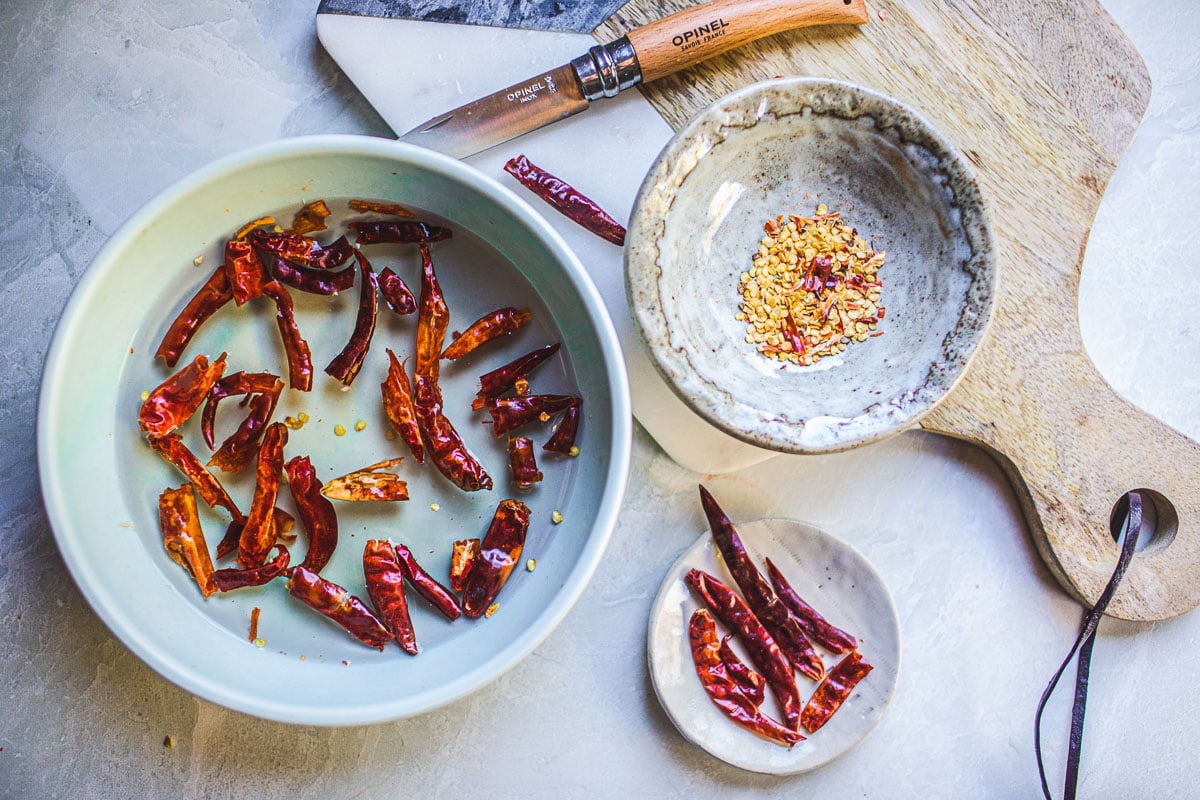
[736, 205, 886, 366]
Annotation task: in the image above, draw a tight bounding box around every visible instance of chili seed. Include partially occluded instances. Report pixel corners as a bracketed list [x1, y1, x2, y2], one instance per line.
[354, 419, 366, 432]
[551, 510, 564, 524]
[526, 558, 537, 572]
[485, 603, 499, 618]
[333, 424, 346, 436]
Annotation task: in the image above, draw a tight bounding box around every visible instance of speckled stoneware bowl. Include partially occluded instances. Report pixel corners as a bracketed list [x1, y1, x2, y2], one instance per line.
[626, 78, 995, 453]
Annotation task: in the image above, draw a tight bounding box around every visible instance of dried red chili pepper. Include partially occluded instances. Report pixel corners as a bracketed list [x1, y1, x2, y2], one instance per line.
[320, 458, 409, 502]
[349, 198, 415, 218]
[719, 634, 766, 705]
[200, 371, 282, 449]
[237, 422, 287, 569]
[157, 483, 217, 598]
[325, 251, 379, 386]
[472, 343, 561, 410]
[542, 400, 581, 455]
[415, 244, 449, 379]
[351, 220, 452, 245]
[212, 545, 291, 592]
[226, 239, 271, 305]
[412, 373, 493, 492]
[378, 267, 416, 315]
[393, 543, 463, 622]
[461, 499, 531, 618]
[441, 307, 532, 360]
[201, 371, 284, 473]
[484, 394, 580, 437]
[507, 437, 543, 488]
[155, 266, 233, 367]
[381, 349, 425, 465]
[685, 568, 802, 733]
[261, 280, 313, 391]
[284, 198, 331, 235]
[284, 455, 339, 574]
[764, 557, 858, 654]
[699, 486, 824, 681]
[688, 609, 804, 747]
[262, 250, 357, 295]
[250, 228, 355, 270]
[147, 433, 242, 520]
[139, 352, 228, 438]
[363, 540, 419, 654]
[449, 538, 480, 593]
[503, 154, 626, 246]
[800, 650, 874, 733]
[287, 565, 392, 650]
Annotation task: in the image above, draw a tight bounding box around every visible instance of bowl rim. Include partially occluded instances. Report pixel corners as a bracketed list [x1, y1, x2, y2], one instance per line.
[624, 77, 996, 455]
[36, 134, 633, 725]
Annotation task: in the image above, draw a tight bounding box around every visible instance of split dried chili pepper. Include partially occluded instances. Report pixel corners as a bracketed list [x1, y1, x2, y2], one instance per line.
[250, 228, 354, 270]
[285, 198, 331, 235]
[325, 251, 379, 386]
[441, 307, 532, 360]
[542, 400, 581, 455]
[287, 565, 392, 650]
[381, 349, 425, 464]
[765, 557, 858, 654]
[507, 437, 543, 488]
[212, 545, 291, 592]
[349, 198, 415, 218]
[202, 371, 284, 473]
[283, 455, 339, 574]
[699, 485, 824, 681]
[157, 483, 217, 598]
[449, 538, 480, 593]
[363, 540, 419, 654]
[800, 650, 874, 733]
[320, 458, 409, 502]
[412, 373, 493, 492]
[688, 609, 804, 747]
[139, 352, 228, 438]
[237, 421, 287, 569]
[686, 568, 802, 734]
[262, 250, 357, 295]
[155, 266, 233, 367]
[461, 499, 531, 618]
[472, 342, 561, 410]
[393, 543, 463, 621]
[484, 394, 579, 437]
[415, 244, 449, 379]
[378, 268, 416, 315]
[200, 370, 282, 449]
[351, 220, 452, 245]
[719, 634, 766, 705]
[503, 154, 626, 246]
[261, 280, 314, 391]
[147, 433, 241, 520]
[226, 239, 271, 305]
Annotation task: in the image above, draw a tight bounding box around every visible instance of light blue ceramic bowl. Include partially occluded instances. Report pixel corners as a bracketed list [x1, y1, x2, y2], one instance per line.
[38, 135, 631, 725]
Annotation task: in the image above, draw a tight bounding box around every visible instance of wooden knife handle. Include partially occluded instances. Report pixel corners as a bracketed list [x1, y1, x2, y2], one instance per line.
[627, 0, 869, 84]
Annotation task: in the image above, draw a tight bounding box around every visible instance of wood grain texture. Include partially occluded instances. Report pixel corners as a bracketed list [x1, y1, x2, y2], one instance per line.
[599, 0, 1200, 621]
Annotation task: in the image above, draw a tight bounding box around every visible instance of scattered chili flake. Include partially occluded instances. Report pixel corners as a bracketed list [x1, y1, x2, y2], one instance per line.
[163, 736, 175, 749]
[249, 607, 261, 642]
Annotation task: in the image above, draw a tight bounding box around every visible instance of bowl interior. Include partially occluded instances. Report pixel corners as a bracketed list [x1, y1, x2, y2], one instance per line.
[38, 135, 630, 724]
[626, 78, 994, 453]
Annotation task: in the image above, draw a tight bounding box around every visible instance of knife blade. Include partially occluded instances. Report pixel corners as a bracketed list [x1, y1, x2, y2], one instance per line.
[400, 0, 869, 158]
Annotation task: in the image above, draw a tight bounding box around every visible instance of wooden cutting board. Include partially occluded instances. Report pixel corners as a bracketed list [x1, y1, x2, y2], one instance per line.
[600, 0, 1200, 622]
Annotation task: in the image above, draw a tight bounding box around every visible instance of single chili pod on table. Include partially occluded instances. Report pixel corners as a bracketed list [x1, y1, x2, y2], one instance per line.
[325, 251, 379, 387]
[414, 244, 449, 379]
[283, 455, 339, 574]
[449, 538, 480, 593]
[393, 543, 463, 621]
[507, 436, 543, 488]
[237, 422, 287, 569]
[472, 342, 561, 410]
[461, 499, 531, 618]
[441, 307, 532, 361]
[378, 267, 416, 315]
[542, 400, 581, 455]
[800, 650, 874, 734]
[212, 545, 291, 592]
[351, 220, 452, 245]
[261, 250, 357, 296]
[699, 485, 824, 681]
[688, 609, 804, 747]
[502, 154, 626, 246]
[412, 373, 493, 492]
[284, 198, 331, 236]
[155, 266, 233, 367]
[381, 349, 425, 464]
[685, 568, 803, 734]
[484, 394, 580, 437]
[138, 352, 228, 438]
[287, 565, 392, 650]
[157, 483, 217, 598]
[261, 280, 314, 392]
[363, 540, 419, 654]
[764, 557, 858, 654]
[320, 458, 409, 502]
[147, 432, 242, 520]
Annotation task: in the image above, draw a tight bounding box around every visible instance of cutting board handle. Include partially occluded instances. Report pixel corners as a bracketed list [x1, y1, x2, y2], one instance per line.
[625, 0, 869, 84]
